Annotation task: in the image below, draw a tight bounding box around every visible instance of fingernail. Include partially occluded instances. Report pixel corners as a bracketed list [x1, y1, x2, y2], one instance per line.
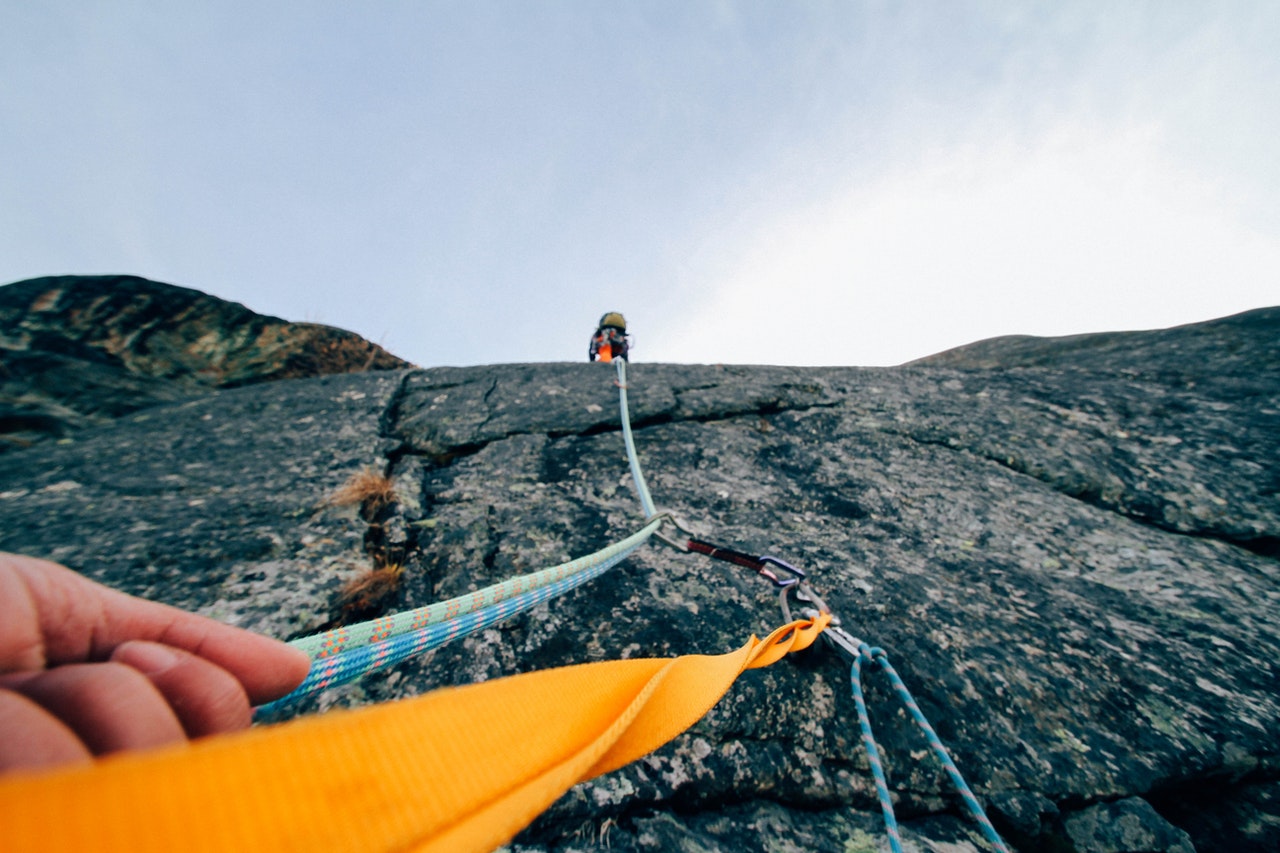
[116, 642, 179, 675]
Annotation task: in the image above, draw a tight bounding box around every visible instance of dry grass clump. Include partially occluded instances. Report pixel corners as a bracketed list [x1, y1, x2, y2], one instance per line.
[321, 467, 396, 517]
[339, 557, 405, 619]
[319, 465, 407, 622]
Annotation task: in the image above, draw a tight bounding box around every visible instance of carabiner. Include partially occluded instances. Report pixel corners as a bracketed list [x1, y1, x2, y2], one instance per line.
[781, 581, 830, 618]
[780, 582, 865, 663]
[820, 623, 865, 661]
[651, 511, 696, 552]
[757, 555, 805, 589]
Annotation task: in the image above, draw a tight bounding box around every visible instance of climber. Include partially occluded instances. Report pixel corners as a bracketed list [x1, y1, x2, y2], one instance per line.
[588, 312, 629, 363]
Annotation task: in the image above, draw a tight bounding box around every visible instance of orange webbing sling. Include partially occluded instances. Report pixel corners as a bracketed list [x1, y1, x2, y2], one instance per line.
[0, 615, 829, 853]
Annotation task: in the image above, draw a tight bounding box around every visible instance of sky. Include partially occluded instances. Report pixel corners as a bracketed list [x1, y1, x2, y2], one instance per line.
[2, 2, 1277, 367]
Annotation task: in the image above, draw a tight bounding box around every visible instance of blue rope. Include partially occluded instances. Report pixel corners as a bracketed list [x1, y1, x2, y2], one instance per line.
[850, 651, 905, 852]
[850, 644, 1010, 853]
[256, 536, 648, 718]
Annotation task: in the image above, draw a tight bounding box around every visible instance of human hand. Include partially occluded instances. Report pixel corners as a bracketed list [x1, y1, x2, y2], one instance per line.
[0, 552, 311, 774]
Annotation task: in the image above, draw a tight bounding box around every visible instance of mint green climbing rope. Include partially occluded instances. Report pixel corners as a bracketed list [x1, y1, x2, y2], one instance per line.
[256, 515, 664, 717]
[258, 357, 669, 714]
[290, 516, 664, 661]
[616, 358, 658, 518]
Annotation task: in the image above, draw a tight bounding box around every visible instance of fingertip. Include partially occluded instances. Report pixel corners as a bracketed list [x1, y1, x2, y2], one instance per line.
[282, 643, 313, 686]
[233, 637, 312, 706]
[154, 620, 312, 705]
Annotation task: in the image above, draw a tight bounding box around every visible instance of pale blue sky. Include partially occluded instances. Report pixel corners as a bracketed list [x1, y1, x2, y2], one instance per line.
[3, 2, 1276, 366]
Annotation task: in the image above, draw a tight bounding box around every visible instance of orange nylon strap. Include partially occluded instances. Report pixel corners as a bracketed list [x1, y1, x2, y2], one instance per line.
[0, 615, 829, 853]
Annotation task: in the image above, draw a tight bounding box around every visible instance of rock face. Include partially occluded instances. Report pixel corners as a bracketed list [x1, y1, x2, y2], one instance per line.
[1, 305, 1277, 852]
[0, 275, 412, 450]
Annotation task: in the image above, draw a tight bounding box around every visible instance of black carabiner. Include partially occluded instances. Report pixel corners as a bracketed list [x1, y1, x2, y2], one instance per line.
[756, 555, 805, 589]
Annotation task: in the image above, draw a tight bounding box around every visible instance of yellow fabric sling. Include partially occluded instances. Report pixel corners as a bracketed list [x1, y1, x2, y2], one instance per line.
[0, 615, 829, 853]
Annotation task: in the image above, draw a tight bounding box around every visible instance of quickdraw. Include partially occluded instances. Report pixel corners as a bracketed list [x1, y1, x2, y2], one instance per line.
[629, 386, 1009, 852]
[655, 520, 1010, 851]
[650, 513, 805, 589]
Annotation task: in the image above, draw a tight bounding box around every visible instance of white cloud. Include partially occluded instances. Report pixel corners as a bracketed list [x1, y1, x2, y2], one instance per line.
[649, 120, 1280, 366]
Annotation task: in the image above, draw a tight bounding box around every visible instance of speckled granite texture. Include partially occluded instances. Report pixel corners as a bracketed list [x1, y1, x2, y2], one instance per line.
[2, 307, 1277, 852]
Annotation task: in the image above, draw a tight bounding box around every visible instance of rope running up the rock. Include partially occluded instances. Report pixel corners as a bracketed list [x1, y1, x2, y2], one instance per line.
[257, 519, 664, 716]
[615, 357, 657, 518]
[259, 361, 666, 716]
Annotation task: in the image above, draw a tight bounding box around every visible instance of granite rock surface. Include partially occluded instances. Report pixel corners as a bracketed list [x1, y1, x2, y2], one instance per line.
[1, 306, 1277, 852]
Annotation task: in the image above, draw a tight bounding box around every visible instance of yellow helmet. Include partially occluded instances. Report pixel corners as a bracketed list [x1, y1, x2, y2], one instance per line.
[599, 312, 626, 331]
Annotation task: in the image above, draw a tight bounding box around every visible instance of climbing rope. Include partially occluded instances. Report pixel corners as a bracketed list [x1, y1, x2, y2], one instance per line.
[291, 519, 663, 662]
[615, 357, 657, 518]
[258, 516, 664, 715]
[263, 357, 672, 713]
[849, 644, 1010, 853]
[848, 649, 904, 851]
[780, 585, 1009, 852]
